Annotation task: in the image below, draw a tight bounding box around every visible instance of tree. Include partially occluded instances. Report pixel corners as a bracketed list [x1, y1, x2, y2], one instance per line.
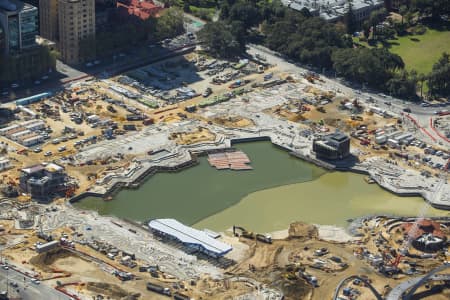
[399, 5, 408, 25]
[197, 21, 243, 58]
[228, 2, 260, 28]
[332, 48, 404, 89]
[386, 70, 418, 99]
[344, 0, 357, 34]
[263, 12, 348, 69]
[368, 8, 386, 40]
[428, 52, 450, 97]
[418, 73, 427, 99]
[156, 7, 185, 40]
[220, 2, 230, 19]
[229, 20, 247, 52]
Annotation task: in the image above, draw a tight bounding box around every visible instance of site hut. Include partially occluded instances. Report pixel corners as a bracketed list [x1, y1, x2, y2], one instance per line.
[35, 240, 60, 253]
[0, 158, 11, 171]
[312, 131, 350, 160]
[21, 135, 44, 147]
[148, 219, 232, 258]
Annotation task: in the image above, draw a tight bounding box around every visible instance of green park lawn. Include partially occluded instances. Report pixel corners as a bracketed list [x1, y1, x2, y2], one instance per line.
[354, 27, 450, 74]
[387, 28, 450, 74]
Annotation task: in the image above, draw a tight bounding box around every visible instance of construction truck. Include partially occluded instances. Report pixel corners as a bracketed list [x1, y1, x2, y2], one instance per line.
[317, 107, 326, 113]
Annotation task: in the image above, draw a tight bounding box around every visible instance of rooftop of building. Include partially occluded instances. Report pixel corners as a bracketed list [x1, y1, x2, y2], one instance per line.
[282, 0, 384, 20]
[148, 218, 232, 255]
[21, 164, 45, 175]
[21, 162, 64, 175]
[329, 131, 349, 142]
[117, 0, 163, 20]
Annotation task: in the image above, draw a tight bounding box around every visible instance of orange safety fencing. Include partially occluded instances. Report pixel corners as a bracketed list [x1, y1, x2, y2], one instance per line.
[430, 117, 450, 144]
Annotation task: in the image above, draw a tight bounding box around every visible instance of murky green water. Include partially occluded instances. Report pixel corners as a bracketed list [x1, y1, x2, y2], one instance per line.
[74, 141, 449, 231]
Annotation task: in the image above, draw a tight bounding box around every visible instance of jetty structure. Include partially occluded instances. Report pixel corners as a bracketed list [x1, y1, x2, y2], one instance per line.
[207, 150, 252, 170]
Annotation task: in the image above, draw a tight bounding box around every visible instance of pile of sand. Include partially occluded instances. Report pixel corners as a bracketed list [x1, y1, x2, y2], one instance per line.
[287, 222, 318, 240]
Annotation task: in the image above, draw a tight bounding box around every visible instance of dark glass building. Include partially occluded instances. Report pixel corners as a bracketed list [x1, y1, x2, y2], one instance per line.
[0, 0, 38, 54]
[313, 132, 351, 160]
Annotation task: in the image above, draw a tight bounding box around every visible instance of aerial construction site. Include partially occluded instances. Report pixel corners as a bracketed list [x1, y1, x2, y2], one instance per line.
[0, 45, 448, 299]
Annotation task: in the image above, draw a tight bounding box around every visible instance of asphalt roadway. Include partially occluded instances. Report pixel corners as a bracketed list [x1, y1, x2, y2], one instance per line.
[247, 44, 448, 117]
[0, 266, 71, 300]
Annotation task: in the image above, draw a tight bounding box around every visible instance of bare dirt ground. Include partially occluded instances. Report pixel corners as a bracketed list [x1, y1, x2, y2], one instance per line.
[212, 116, 255, 128]
[171, 127, 216, 145]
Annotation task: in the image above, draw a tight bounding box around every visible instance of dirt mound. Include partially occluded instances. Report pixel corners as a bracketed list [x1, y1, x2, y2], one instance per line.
[274, 278, 311, 300]
[212, 116, 254, 128]
[288, 222, 318, 240]
[87, 282, 140, 299]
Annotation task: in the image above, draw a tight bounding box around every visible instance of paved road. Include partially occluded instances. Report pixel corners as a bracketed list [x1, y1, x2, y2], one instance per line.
[247, 44, 447, 116]
[386, 263, 450, 300]
[0, 266, 71, 300]
[247, 44, 449, 146]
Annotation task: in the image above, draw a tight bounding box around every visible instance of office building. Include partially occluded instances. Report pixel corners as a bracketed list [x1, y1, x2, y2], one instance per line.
[58, 0, 95, 64]
[40, 0, 95, 64]
[39, 0, 59, 41]
[0, 0, 38, 55]
[313, 132, 350, 160]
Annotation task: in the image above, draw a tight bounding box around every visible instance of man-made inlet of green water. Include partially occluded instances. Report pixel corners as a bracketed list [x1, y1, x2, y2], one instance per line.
[74, 141, 448, 232]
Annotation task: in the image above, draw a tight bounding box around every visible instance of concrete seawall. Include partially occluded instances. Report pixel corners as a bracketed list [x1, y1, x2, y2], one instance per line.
[69, 158, 199, 203]
[70, 135, 450, 210]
